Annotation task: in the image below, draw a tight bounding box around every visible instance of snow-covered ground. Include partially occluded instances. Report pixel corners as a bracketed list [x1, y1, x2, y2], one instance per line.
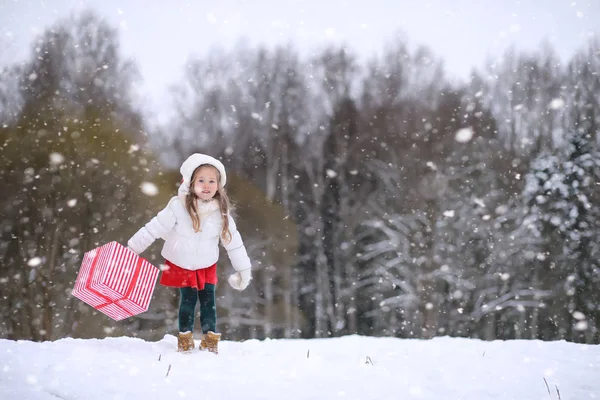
[0, 334, 598, 399]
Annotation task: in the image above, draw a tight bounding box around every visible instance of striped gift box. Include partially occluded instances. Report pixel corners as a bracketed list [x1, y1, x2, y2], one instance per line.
[72, 241, 159, 321]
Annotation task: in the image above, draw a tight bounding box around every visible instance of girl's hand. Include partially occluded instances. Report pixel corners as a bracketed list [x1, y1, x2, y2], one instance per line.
[228, 269, 251, 291]
[126, 245, 139, 255]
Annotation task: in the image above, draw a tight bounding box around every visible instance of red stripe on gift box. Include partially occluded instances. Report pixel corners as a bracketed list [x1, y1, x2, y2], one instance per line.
[73, 248, 106, 307]
[130, 260, 158, 307]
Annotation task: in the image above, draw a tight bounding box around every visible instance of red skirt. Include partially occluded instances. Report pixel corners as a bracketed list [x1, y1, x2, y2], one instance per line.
[159, 260, 217, 290]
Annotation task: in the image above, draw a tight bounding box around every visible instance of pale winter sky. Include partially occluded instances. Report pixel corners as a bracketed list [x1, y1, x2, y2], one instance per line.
[1, 0, 599, 123]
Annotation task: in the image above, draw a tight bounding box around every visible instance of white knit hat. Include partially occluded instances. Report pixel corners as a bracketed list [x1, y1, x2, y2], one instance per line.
[178, 153, 227, 201]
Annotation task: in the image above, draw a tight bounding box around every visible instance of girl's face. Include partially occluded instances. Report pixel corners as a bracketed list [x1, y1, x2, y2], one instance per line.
[192, 166, 219, 201]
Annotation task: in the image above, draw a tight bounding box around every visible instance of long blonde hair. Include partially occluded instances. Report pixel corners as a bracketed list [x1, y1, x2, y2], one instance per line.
[185, 164, 232, 243]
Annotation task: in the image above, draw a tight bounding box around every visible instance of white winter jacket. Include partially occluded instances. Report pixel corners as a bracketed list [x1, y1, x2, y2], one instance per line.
[127, 197, 251, 272]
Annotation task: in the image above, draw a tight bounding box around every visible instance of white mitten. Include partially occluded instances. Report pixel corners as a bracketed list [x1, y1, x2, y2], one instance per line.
[126, 242, 142, 255]
[228, 269, 252, 291]
[177, 180, 190, 203]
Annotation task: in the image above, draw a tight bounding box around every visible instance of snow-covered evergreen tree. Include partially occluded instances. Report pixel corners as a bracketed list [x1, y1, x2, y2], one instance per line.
[522, 131, 600, 342]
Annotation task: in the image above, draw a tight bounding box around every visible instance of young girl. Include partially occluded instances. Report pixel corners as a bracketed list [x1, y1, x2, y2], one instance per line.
[127, 153, 252, 354]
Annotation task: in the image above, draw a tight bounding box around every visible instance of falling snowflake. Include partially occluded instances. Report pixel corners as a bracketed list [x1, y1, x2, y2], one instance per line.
[572, 311, 586, 320]
[548, 98, 565, 110]
[575, 320, 588, 331]
[49, 152, 65, 166]
[140, 182, 159, 196]
[473, 198, 486, 208]
[67, 199, 77, 207]
[326, 169, 337, 178]
[443, 210, 455, 218]
[454, 127, 474, 143]
[27, 257, 42, 267]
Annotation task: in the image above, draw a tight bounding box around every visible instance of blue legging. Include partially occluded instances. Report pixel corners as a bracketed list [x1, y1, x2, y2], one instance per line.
[178, 284, 216, 333]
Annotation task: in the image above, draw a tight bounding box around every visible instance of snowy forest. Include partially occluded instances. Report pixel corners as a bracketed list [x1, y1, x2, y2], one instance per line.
[1, 11, 600, 345]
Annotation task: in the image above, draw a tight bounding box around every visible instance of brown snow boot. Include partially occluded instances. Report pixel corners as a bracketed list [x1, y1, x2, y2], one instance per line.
[199, 331, 221, 354]
[177, 331, 195, 353]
